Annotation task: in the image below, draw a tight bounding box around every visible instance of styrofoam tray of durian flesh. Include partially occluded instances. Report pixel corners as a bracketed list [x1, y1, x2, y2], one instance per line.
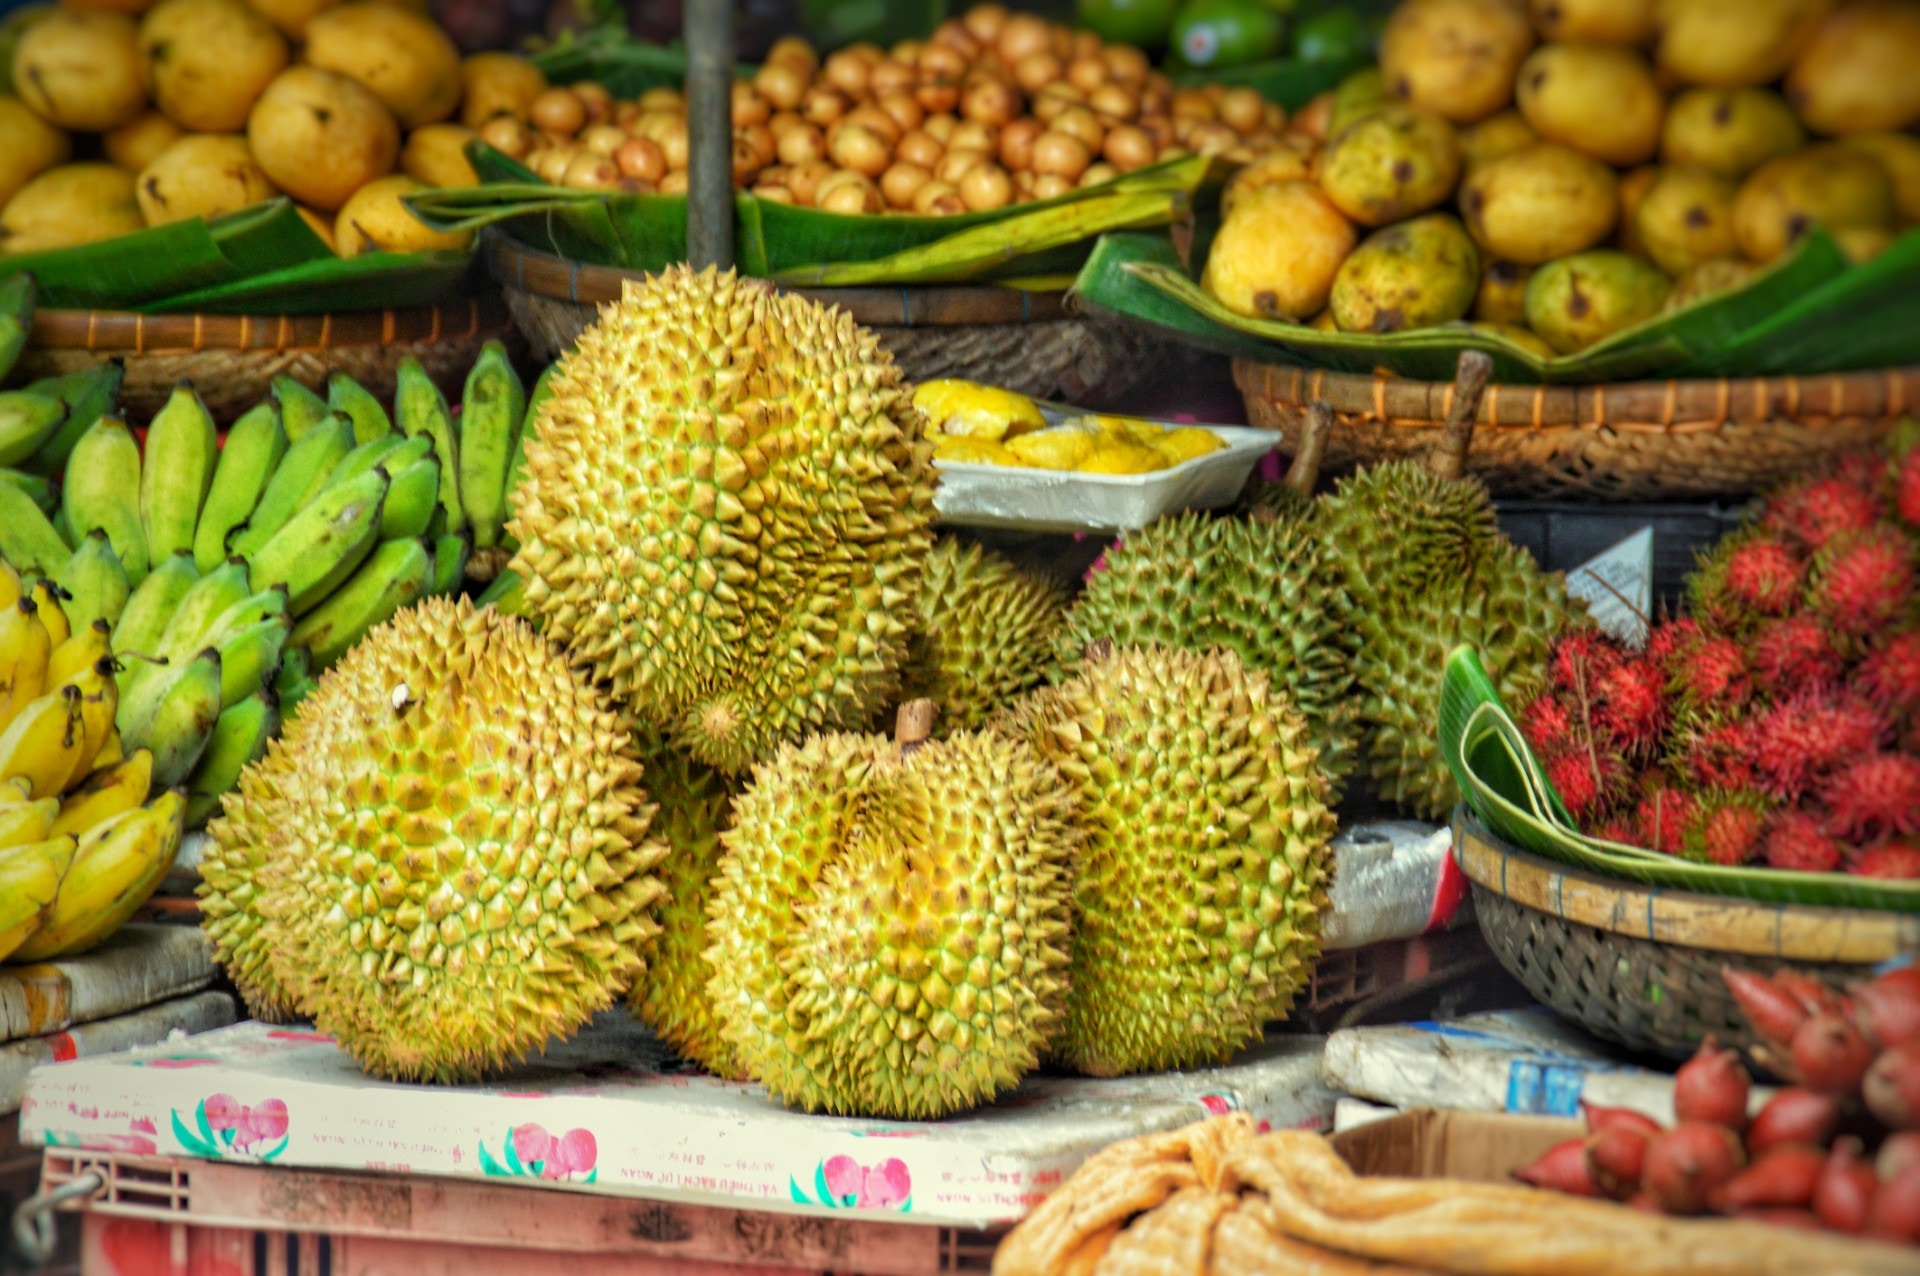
[932, 409, 1278, 534]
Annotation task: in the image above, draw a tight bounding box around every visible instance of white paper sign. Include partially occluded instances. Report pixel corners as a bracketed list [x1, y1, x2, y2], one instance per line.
[1565, 527, 1654, 648]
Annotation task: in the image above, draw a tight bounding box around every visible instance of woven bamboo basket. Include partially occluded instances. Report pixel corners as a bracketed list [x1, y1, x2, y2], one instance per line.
[488, 232, 1173, 403]
[1455, 812, 1920, 1062]
[14, 298, 521, 423]
[1235, 358, 1920, 501]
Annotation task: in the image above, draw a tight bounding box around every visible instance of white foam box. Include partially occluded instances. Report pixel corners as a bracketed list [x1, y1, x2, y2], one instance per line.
[3, 990, 234, 1115]
[19, 1014, 1340, 1229]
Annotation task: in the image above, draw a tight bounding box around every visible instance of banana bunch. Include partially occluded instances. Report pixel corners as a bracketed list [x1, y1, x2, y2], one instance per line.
[0, 343, 528, 825]
[0, 274, 123, 492]
[0, 563, 185, 964]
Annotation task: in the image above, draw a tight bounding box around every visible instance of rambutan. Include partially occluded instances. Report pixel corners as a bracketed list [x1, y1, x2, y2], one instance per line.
[1821, 754, 1920, 844]
[1670, 720, 1759, 790]
[1748, 692, 1890, 800]
[1551, 629, 1624, 689]
[1592, 817, 1642, 846]
[1764, 811, 1846, 874]
[1685, 790, 1772, 866]
[1855, 843, 1920, 880]
[1546, 748, 1629, 821]
[1521, 694, 1579, 756]
[1594, 658, 1669, 756]
[1859, 632, 1920, 719]
[1647, 617, 1699, 671]
[1763, 474, 1884, 552]
[1636, 784, 1697, 855]
[1671, 636, 1753, 716]
[1690, 532, 1805, 627]
[1747, 615, 1843, 697]
[1809, 528, 1916, 639]
[1897, 446, 1920, 529]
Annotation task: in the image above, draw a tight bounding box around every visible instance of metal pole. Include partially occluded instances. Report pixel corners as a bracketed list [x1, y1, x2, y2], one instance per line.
[684, 0, 735, 270]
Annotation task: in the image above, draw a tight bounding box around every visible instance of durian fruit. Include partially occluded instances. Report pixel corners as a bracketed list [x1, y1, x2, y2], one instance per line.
[1010, 645, 1334, 1078]
[623, 731, 743, 1078]
[898, 538, 1066, 733]
[1052, 511, 1356, 796]
[1317, 460, 1501, 612]
[202, 598, 668, 1083]
[507, 267, 935, 775]
[706, 704, 1077, 1119]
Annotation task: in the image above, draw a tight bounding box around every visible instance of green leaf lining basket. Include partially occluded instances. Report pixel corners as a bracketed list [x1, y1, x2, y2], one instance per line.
[1440, 647, 1920, 1061]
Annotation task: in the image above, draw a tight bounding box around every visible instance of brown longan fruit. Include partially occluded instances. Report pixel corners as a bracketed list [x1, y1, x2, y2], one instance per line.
[880, 160, 931, 208]
[1032, 130, 1092, 180]
[895, 129, 943, 169]
[1052, 106, 1105, 150]
[530, 89, 586, 136]
[1033, 83, 1085, 122]
[658, 118, 690, 169]
[999, 117, 1044, 170]
[1079, 161, 1118, 188]
[818, 172, 881, 213]
[936, 147, 989, 184]
[919, 43, 968, 83]
[950, 120, 998, 154]
[530, 147, 571, 183]
[962, 78, 1020, 128]
[750, 183, 793, 204]
[765, 35, 816, 76]
[1089, 83, 1140, 122]
[959, 161, 1012, 209]
[579, 124, 626, 157]
[639, 87, 681, 111]
[843, 105, 903, 145]
[1170, 89, 1216, 121]
[1103, 44, 1150, 85]
[1185, 121, 1238, 156]
[730, 136, 766, 185]
[1102, 124, 1154, 171]
[563, 152, 617, 189]
[877, 92, 925, 134]
[658, 170, 688, 194]
[1218, 87, 1265, 135]
[786, 159, 833, 204]
[480, 115, 534, 160]
[1068, 56, 1109, 94]
[768, 110, 805, 137]
[997, 12, 1053, 64]
[731, 81, 771, 127]
[802, 87, 849, 127]
[615, 136, 666, 182]
[871, 59, 916, 97]
[1031, 172, 1073, 200]
[572, 82, 613, 124]
[924, 113, 959, 142]
[828, 124, 892, 177]
[738, 122, 776, 166]
[963, 3, 1009, 43]
[913, 178, 966, 215]
[930, 18, 981, 59]
[777, 123, 826, 166]
[1014, 52, 1064, 96]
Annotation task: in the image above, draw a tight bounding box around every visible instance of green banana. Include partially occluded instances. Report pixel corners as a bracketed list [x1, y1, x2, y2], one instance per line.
[272, 375, 331, 441]
[0, 274, 30, 383]
[0, 391, 65, 468]
[0, 468, 56, 517]
[272, 644, 312, 714]
[193, 402, 287, 573]
[246, 467, 387, 616]
[23, 362, 124, 477]
[11, 792, 185, 960]
[185, 692, 278, 827]
[327, 373, 393, 444]
[379, 453, 441, 541]
[474, 565, 524, 614]
[53, 530, 130, 634]
[199, 588, 288, 651]
[216, 615, 289, 709]
[136, 650, 222, 789]
[0, 482, 71, 575]
[458, 341, 525, 551]
[431, 531, 471, 597]
[225, 415, 354, 559]
[326, 430, 414, 491]
[62, 418, 148, 583]
[111, 550, 197, 664]
[395, 356, 463, 533]
[140, 385, 219, 562]
[290, 536, 432, 668]
[118, 558, 249, 731]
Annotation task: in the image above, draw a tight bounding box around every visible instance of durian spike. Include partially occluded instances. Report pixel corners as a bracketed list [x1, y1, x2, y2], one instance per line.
[895, 699, 937, 756]
[1082, 638, 1115, 664]
[1427, 350, 1493, 483]
[1282, 401, 1335, 495]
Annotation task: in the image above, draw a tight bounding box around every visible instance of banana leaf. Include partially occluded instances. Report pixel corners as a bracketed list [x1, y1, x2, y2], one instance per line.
[1072, 223, 1910, 385]
[1440, 646, 1920, 913]
[530, 30, 703, 96]
[150, 251, 476, 315]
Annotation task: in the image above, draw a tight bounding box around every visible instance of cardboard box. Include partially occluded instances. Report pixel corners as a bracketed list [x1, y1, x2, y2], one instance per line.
[1331, 1107, 1582, 1184]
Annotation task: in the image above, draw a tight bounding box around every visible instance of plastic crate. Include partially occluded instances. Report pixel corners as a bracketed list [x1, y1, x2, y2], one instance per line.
[37, 1150, 1002, 1276]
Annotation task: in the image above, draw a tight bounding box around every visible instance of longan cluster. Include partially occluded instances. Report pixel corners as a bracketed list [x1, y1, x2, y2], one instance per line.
[479, 2, 1296, 214]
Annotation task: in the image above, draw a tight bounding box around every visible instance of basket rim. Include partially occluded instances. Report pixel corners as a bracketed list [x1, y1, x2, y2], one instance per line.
[1453, 811, 1920, 964]
[486, 231, 1073, 326]
[1234, 356, 1920, 435]
[30, 297, 512, 356]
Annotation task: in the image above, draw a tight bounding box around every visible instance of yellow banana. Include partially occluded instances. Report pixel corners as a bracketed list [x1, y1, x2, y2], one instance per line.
[0, 836, 75, 963]
[0, 688, 86, 798]
[91, 728, 124, 769]
[51, 750, 151, 839]
[0, 776, 31, 805]
[0, 796, 56, 849]
[46, 620, 112, 691]
[0, 561, 19, 610]
[28, 577, 68, 650]
[13, 792, 183, 960]
[0, 597, 51, 732]
[56, 658, 118, 792]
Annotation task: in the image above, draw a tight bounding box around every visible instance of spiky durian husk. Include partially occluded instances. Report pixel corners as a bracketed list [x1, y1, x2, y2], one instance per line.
[205, 598, 668, 1084]
[1316, 460, 1501, 611]
[507, 266, 935, 774]
[706, 728, 1077, 1118]
[1350, 540, 1576, 819]
[1008, 645, 1334, 1078]
[624, 732, 743, 1078]
[899, 538, 1066, 732]
[197, 823, 299, 1024]
[1051, 511, 1356, 795]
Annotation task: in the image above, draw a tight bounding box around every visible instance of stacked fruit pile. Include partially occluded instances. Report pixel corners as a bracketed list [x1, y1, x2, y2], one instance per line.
[1521, 433, 1920, 877]
[1514, 965, 1920, 1243]
[1202, 0, 1920, 353]
[490, 3, 1303, 212]
[915, 377, 1226, 473]
[1, 563, 185, 965]
[0, 0, 561, 256]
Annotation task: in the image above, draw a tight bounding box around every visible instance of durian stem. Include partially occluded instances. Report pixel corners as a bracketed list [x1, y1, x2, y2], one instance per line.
[1283, 401, 1334, 495]
[1429, 350, 1492, 483]
[896, 699, 938, 756]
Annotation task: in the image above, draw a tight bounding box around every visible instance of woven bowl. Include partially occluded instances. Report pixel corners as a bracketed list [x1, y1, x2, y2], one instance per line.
[15, 298, 521, 424]
[487, 231, 1173, 404]
[1236, 359, 1920, 501]
[1455, 811, 1920, 1061]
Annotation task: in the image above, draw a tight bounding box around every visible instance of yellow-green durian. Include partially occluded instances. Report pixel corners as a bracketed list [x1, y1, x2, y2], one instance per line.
[899, 537, 1066, 731]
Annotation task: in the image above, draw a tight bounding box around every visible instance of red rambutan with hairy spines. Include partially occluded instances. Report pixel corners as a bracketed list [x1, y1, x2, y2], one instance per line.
[1748, 615, 1844, 697]
[1749, 693, 1891, 800]
[1670, 719, 1760, 791]
[1821, 754, 1920, 844]
[1593, 817, 1643, 846]
[1551, 629, 1625, 689]
[1691, 532, 1806, 628]
[1860, 632, 1920, 719]
[1686, 790, 1772, 866]
[1671, 636, 1753, 716]
[1545, 748, 1630, 821]
[1764, 811, 1846, 874]
[1855, 843, 1920, 879]
[1648, 618, 1700, 671]
[1637, 784, 1698, 855]
[1594, 657, 1669, 756]
[1809, 528, 1916, 639]
[1521, 694, 1579, 756]
[1897, 446, 1920, 528]
[1763, 474, 1884, 552]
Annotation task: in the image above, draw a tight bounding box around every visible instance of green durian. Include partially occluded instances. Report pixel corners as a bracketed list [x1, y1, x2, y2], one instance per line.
[899, 537, 1066, 732]
[1053, 511, 1356, 796]
[1008, 645, 1334, 1078]
[1316, 460, 1501, 612]
[202, 597, 669, 1083]
[706, 716, 1077, 1118]
[506, 266, 936, 775]
[624, 731, 744, 1078]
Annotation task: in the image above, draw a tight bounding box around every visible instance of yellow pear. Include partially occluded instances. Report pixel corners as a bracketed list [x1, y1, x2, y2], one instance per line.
[135, 134, 277, 225]
[244, 0, 340, 38]
[302, 3, 459, 128]
[1660, 89, 1805, 181]
[1528, 0, 1656, 45]
[1459, 142, 1618, 264]
[332, 174, 472, 257]
[400, 122, 479, 187]
[1515, 43, 1663, 168]
[137, 0, 287, 132]
[0, 94, 70, 208]
[1840, 133, 1920, 225]
[1784, 2, 1920, 136]
[12, 9, 146, 130]
[1379, 0, 1535, 124]
[1657, 0, 1833, 89]
[1201, 180, 1357, 320]
[246, 66, 397, 210]
[1732, 145, 1895, 263]
[1, 164, 143, 253]
[459, 51, 546, 129]
[104, 111, 184, 172]
[1635, 167, 1739, 278]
